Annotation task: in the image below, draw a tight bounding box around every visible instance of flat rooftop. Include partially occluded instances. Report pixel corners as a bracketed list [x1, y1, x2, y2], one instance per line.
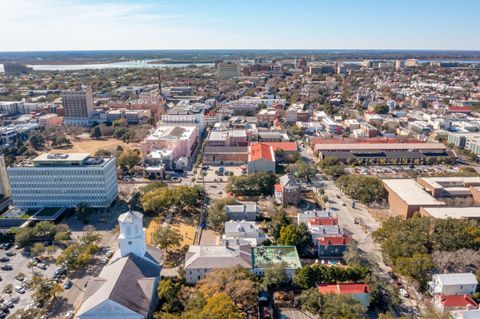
[422, 207, 480, 219]
[34, 153, 90, 163]
[12, 153, 112, 168]
[383, 179, 446, 206]
[418, 176, 480, 189]
[252, 246, 301, 269]
[146, 125, 196, 141]
[315, 143, 446, 152]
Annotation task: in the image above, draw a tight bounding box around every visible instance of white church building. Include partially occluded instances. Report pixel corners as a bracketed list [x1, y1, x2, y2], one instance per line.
[76, 211, 162, 319]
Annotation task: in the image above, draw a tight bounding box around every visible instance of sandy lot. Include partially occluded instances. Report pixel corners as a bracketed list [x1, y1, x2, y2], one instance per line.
[49, 137, 135, 155]
[145, 218, 196, 248]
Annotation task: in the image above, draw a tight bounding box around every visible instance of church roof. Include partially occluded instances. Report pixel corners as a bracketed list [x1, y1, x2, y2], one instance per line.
[118, 210, 144, 224]
[77, 253, 160, 318]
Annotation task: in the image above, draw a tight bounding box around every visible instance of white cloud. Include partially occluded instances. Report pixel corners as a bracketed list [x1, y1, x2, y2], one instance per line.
[0, 0, 214, 50]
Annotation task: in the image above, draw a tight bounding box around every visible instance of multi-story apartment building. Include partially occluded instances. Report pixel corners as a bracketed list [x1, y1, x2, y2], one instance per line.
[216, 62, 240, 78]
[7, 153, 118, 208]
[62, 87, 95, 126]
[161, 104, 205, 134]
[448, 132, 480, 156]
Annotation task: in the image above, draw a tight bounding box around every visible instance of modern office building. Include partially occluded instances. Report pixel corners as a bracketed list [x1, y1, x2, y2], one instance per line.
[62, 87, 95, 126]
[7, 153, 118, 208]
[216, 62, 240, 78]
[3, 63, 32, 75]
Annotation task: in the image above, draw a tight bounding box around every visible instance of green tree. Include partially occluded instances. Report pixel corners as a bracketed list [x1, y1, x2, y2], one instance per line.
[321, 294, 367, 319]
[277, 223, 312, 256]
[30, 242, 46, 257]
[90, 126, 102, 139]
[14, 227, 33, 247]
[157, 278, 183, 313]
[207, 198, 236, 231]
[395, 253, 434, 287]
[336, 175, 386, 204]
[197, 294, 243, 319]
[118, 149, 141, 173]
[289, 159, 316, 180]
[29, 134, 45, 150]
[31, 275, 63, 308]
[226, 172, 277, 196]
[262, 264, 289, 289]
[196, 266, 258, 314]
[299, 288, 323, 314]
[51, 135, 70, 147]
[153, 226, 182, 253]
[94, 149, 112, 157]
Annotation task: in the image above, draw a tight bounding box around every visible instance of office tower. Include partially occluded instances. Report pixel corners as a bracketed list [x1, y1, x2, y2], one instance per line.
[62, 86, 94, 126]
[7, 153, 118, 208]
[216, 62, 240, 78]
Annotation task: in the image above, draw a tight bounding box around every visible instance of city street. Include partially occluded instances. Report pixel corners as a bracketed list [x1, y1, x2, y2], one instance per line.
[321, 180, 423, 316]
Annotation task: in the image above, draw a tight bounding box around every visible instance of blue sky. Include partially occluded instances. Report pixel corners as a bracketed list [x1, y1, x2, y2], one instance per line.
[0, 0, 479, 51]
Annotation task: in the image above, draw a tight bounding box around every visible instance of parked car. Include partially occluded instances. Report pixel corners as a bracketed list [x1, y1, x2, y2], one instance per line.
[3, 300, 14, 308]
[5, 252, 15, 257]
[105, 250, 114, 258]
[0, 311, 6, 318]
[9, 297, 19, 304]
[0, 257, 9, 263]
[388, 271, 397, 280]
[36, 263, 47, 270]
[0, 305, 9, 314]
[63, 279, 72, 289]
[14, 286, 25, 294]
[1, 265, 12, 271]
[65, 311, 74, 319]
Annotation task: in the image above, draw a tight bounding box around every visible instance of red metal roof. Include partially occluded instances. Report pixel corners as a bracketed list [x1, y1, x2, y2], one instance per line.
[437, 294, 478, 308]
[448, 106, 473, 113]
[249, 143, 274, 161]
[308, 217, 338, 226]
[318, 283, 369, 294]
[262, 142, 298, 152]
[317, 236, 350, 246]
[274, 184, 282, 192]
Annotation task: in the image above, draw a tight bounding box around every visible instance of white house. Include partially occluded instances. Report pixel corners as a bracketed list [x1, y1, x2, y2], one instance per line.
[184, 244, 252, 284]
[429, 273, 478, 296]
[225, 202, 259, 221]
[222, 221, 266, 246]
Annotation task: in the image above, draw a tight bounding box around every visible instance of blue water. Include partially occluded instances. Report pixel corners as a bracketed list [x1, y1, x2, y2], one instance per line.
[26, 60, 214, 71]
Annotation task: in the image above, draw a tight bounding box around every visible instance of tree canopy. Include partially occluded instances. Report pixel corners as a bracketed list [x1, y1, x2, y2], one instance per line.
[226, 172, 277, 197]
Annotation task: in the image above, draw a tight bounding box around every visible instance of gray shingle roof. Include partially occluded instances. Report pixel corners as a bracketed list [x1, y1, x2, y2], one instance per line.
[77, 253, 160, 318]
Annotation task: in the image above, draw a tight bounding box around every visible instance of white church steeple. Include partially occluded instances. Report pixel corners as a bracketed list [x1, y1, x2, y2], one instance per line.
[118, 210, 147, 258]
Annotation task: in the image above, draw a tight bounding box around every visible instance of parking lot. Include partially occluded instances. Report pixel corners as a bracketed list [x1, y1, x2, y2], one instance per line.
[0, 244, 57, 316]
[195, 164, 244, 184]
[352, 164, 461, 177]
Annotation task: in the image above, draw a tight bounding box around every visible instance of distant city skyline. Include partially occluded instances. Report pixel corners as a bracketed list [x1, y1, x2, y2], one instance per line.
[1, 0, 479, 51]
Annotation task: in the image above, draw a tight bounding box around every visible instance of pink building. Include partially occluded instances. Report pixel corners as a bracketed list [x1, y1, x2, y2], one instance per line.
[142, 125, 198, 160]
[38, 114, 63, 127]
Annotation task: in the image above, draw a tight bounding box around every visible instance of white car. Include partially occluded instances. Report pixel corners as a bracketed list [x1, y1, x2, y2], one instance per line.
[65, 310, 74, 319]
